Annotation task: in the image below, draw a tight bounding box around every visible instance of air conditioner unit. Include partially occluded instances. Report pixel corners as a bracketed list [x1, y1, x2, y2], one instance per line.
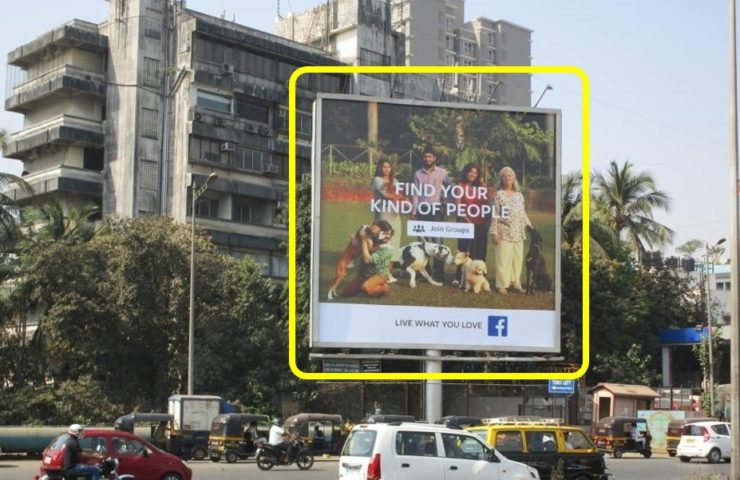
[221, 63, 234, 74]
[193, 112, 203, 122]
[262, 164, 279, 174]
[220, 142, 235, 152]
[258, 125, 270, 136]
[215, 117, 225, 126]
[246, 123, 255, 132]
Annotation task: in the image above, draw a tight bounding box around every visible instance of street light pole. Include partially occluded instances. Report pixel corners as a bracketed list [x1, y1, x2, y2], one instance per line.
[533, 84, 553, 108]
[188, 172, 218, 395]
[705, 238, 726, 414]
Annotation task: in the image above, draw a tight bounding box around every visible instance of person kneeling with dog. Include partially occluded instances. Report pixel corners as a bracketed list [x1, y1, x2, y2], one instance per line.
[342, 226, 395, 297]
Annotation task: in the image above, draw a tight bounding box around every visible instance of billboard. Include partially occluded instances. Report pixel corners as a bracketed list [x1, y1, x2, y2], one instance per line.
[311, 94, 560, 352]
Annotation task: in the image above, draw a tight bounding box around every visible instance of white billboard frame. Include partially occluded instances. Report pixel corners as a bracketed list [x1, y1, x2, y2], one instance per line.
[310, 94, 562, 353]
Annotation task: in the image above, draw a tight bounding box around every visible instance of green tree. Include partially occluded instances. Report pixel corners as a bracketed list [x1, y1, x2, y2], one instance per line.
[676, 239, 703, 259]
[0, 171, 29, 251]
[593, 160, 674, 264]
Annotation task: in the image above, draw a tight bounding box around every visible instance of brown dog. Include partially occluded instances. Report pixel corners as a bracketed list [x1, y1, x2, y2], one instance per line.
[327, 220, 394, 300]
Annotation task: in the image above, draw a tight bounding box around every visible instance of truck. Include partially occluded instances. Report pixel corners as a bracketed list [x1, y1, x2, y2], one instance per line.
[168, 394, 223, 460]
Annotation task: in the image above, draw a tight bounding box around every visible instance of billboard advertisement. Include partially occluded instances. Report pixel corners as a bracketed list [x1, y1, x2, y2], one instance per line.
[311, 94, 560, 352]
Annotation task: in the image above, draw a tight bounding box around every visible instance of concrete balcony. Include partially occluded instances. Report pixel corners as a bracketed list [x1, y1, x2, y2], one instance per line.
[4, 115, 104, 160]
[4, 166, 103, 202]
[7, 20, 107, 68]
[6, 65, 106, 113]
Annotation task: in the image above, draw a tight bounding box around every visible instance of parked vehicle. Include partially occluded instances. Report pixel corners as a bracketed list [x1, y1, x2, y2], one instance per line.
[592, 416, 652, 458]
[39, 457, 135, 480]
[467, 417, 612, 480]
[207, 413, 270, 463]
[114, 412, 175, 452]
[665, 417, 715, 457]
[35, 428, 192, 480]
[339, 421, 541, 480]
[676, 420, 732, 463]
[283, 413, 343, 455]
[254, 437, 314, 470]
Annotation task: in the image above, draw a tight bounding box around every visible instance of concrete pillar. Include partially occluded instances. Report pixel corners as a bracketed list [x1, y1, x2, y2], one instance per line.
[661, 346, 672, 388]
[425, 349, 442, 422]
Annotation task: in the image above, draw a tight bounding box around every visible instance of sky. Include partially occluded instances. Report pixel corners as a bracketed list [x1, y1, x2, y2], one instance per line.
[0, 0, 734, 257]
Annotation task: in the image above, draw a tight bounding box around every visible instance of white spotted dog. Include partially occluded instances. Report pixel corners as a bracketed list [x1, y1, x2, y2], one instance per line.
[399, 242, 454, 287]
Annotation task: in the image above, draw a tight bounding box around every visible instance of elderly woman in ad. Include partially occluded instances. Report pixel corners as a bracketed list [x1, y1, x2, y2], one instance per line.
[491, 166, 532, 295]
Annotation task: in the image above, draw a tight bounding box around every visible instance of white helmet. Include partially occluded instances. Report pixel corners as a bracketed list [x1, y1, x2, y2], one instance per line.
[68, 424, 84, 436]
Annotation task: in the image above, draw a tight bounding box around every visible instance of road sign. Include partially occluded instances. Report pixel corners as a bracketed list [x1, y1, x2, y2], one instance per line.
[548, 380, 575, 395]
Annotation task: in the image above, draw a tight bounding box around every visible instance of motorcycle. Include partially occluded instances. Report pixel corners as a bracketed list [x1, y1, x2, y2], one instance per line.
[255, 437, 314, 470]
[40, 457, 136, 480]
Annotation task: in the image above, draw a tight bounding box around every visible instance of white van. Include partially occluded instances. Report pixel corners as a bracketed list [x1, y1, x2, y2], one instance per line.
[339, 422, 540, 480]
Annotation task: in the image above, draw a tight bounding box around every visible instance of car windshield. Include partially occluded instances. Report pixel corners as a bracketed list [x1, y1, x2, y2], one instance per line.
[342, 430, 376, 457]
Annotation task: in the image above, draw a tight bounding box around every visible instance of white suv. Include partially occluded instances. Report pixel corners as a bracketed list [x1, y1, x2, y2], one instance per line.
[339, 422, 540, 480]
[676, 421, 731, 463]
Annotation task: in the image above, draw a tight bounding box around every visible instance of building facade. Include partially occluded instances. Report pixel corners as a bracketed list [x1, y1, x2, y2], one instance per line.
[4, 0, 352, 277]
[276, 0, 533, 106]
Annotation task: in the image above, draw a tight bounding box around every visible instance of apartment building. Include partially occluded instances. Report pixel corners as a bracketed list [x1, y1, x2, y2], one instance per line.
[4, 0, 350, 277]
[277, 0, 533, 106]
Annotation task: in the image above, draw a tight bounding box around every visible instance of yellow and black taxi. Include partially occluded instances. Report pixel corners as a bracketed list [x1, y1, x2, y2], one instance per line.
[665, 417, 714, 457]
[207, 413, 270, 463]
[592, 416, 651, 459]
[467, 417, 612, 480]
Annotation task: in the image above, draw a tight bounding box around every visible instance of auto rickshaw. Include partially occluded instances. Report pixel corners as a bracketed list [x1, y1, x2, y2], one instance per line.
[665, 417, 715, 457]
[283, 413, 343, 455]
[113, 412, 175, 452]
[592, 416, 652, 458]
[207, 413, 270, 463]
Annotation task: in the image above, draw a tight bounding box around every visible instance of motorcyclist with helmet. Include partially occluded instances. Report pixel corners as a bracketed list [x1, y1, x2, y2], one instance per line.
[268, 418, 294, 462]
[64, 424, 102, 480]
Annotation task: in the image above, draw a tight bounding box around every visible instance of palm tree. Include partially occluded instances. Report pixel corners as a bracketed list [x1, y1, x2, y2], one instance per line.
[18, 199, 103, 250]
[593, 160, 674, 264]
[561, 170, 619, 258]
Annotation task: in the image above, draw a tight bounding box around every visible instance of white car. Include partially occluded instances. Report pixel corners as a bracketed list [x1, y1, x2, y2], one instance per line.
[338, 421, 540, 480]
[676, 421, 731, 463]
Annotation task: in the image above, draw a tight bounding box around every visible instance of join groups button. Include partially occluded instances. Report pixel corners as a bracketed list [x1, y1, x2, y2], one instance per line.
[407, 221, 474, 239]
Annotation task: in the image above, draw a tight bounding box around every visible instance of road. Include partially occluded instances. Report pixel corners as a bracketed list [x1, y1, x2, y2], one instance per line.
[0, 454, 731, 480]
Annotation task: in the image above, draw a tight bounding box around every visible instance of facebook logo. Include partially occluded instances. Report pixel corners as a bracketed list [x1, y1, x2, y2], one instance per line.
[488, 316, 508, 337]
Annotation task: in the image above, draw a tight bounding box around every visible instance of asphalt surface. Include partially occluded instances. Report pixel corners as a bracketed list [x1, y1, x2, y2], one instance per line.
[0, 453, 732, 480]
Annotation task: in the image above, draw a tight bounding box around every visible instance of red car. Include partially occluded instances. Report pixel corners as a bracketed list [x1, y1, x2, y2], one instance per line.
[36, 428, 192, 480]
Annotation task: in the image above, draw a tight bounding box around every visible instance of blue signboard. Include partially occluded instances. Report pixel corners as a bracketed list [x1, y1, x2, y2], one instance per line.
[548, 380, 575, 395]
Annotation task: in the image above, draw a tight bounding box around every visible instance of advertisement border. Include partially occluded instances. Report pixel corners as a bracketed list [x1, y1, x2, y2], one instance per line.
[288, 65, 590, 381]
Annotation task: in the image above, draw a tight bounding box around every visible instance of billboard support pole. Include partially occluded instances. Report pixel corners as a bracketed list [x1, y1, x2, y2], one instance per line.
[425, 350, 443, 422]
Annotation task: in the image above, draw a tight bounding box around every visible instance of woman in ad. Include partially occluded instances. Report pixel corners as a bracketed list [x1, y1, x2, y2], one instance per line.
[491, 166, 532, 295]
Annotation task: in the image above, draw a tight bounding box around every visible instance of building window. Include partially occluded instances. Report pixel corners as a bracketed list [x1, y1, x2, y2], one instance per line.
[139, 160, 158, 191]
[141, 107, 159, 139]
[144, 8, 162, 40]
[488, 32, 495, 45]
[297, 112, 312, 135]
[232, 195, 272, 225]
[271, 255, 288, 278]
[143, 57, 161, 88]
[190, 137, 228, 165]
[247, 251, 270, 273]
[234, 146, 266, 171]
[193, 197, 219, 218]
[197, 90, 232, 114]
[488, 50, 495, 63]
[235, 99, 269, 123]
[83, 148, 104, 171]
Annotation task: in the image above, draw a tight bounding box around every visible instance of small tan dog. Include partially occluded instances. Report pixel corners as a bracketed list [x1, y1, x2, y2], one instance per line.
[466, 259, 491, 293]
[453, 252, 491, 293]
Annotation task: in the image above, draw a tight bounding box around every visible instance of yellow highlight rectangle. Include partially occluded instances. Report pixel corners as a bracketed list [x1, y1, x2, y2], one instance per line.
[288, 65, 590, 381]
